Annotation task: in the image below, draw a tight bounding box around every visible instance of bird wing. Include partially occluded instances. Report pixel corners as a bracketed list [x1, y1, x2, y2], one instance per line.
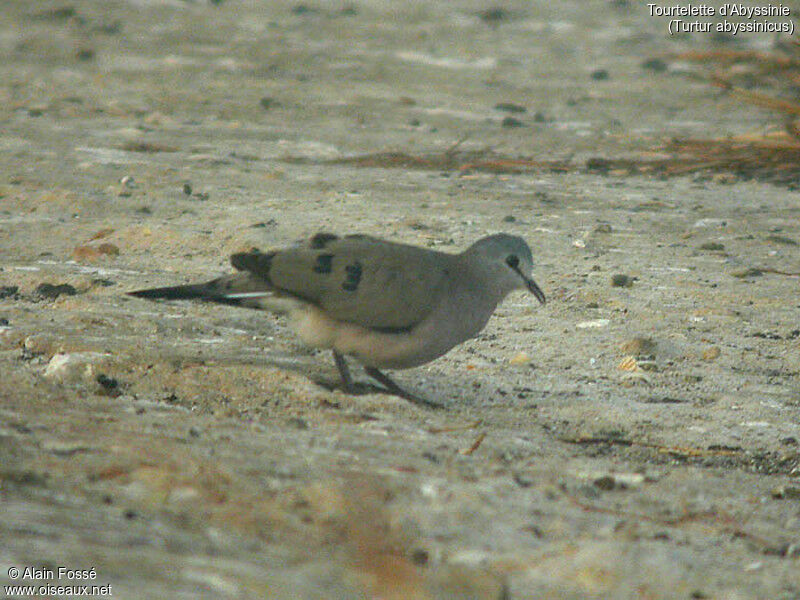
[230, 234, 453, 330]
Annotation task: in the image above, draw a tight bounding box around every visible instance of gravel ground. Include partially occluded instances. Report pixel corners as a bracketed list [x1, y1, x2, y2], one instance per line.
[1, 1, 799, 599]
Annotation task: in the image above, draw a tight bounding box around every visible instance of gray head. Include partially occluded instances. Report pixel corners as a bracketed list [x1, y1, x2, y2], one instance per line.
[463, 234, 546, 304]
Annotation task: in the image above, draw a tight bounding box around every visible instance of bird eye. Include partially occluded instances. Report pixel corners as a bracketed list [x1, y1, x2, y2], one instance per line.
[505, 255, 519, 269]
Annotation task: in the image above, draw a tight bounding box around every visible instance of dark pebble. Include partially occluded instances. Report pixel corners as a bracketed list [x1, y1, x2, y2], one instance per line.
[35, 283, 78, 299]
[259, 97, 279, 110]
[75, 48, 95, 61]
[91, 278, 116, 287]
[286, 417, 309, 430]
[513, 472, 534, 487]
[611, 274, 633, 287]
[0, 318, 8, 326]
[182, 183, 192, 196]
[0, 286, 19, 299]
[93, 21, 121, 35]
[641, 58, 667, 72]
[410, 548, 429, 565]
[477, 7, 510, 23]
[503, 215, 516, 223]
[532, 111, 547, 123]
[422, 452, 439, 463]
[699, 242, 725, 251]
[501, 116, 525, 128]
[591, 69, 610, 80]
[32, 6, 77, 20]
[250, 219, 277, 228]
[494, 102, 527, 114]
[291, 4, 316, 15]
[96, 374, 120, 396]
[593, 475, 616, 491]
[586, 157, 612, 174]
[766, 234, 797, 245]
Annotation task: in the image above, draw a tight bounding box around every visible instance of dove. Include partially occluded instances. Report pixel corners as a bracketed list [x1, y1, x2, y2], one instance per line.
[129, 232, 545, 408]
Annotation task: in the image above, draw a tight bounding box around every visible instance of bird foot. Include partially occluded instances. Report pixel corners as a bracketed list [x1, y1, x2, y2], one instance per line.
[332, 351, 442, 409]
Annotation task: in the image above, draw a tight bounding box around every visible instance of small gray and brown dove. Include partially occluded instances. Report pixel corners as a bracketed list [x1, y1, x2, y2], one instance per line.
[129, 232, 546, 408]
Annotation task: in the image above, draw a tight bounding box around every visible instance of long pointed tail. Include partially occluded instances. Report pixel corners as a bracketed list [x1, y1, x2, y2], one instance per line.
[128, 283, 213, 301]
[127, 275, 290, 311]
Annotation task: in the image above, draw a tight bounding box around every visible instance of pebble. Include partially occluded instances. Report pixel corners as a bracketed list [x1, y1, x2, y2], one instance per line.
[619, 337, 656, 356]
[765, 234, 797, 246]
[641, 58, 667, 72]
[118, 175, 136, 197]
[771, 485, 800, 500]
[0, 328, 24, 349]
[581, 472, 646, 491]
[44, 352, 113, 385]
[259, 97, 279, 110]
[731, 268, 763, 278]
[0, 285, 19, 299]
[24, 334, 57, 355]
[699, 242, 724, 251]
[41, 440, 93, 457]
[494, 102, 526, 113]
[501, 116, 525, 128]
[577, 319, 610, 329]
[702, 346, 721, 361]
[73, 241, 120, 262]
[509, 351, 531, 366]
[286, 417, 309, 430]
[617, 355, 658, 372]
[611, 274, 633, 288]
[35, 283, 77, 299]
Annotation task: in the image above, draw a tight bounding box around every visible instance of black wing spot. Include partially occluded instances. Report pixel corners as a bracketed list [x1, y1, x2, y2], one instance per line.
[231, 251, 275, 280]
[310, 232, 339, 249]
[313, 254, 334, 274]
[342, 261, 362, 291]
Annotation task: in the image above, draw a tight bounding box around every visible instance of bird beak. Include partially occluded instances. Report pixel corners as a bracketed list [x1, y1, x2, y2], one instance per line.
[525, 277, 546, 305]
[512, 265, 546, 305]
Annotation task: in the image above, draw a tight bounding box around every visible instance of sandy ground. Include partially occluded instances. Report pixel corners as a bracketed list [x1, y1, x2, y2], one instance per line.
[1, 1, 799, 598]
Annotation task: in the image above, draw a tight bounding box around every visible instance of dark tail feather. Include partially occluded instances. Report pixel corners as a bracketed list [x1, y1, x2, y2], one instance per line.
[128, 283, 212, 301]
[128, 277, 268, 308]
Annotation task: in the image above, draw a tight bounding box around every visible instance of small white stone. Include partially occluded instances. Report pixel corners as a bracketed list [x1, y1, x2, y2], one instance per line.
[119, 175, 136, 188]
[577, 319, 610, 329]
[44, 352, 112, 384]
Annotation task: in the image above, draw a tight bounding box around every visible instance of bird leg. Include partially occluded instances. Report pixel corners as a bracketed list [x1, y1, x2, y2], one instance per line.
[332, 351, 442, 409]
[332, 351, 357, 394]
[364, 366, 442, 409]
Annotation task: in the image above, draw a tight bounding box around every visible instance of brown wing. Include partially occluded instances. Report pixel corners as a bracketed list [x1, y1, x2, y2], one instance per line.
[230, 234, 453, 330]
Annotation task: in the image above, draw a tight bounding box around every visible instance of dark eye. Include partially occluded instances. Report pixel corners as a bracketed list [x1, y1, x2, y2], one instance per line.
[505, 255, 519, 269]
